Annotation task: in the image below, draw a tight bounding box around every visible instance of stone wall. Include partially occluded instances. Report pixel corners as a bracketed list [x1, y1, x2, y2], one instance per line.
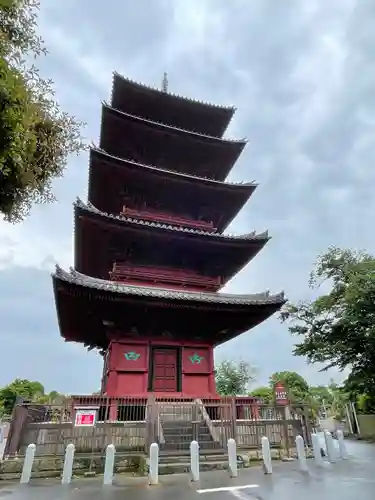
[357, 414, 375, 437]
[0, 454, 148, 481]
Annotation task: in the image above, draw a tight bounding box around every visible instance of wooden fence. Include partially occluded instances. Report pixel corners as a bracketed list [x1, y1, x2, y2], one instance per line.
[4, 396, 312, 457]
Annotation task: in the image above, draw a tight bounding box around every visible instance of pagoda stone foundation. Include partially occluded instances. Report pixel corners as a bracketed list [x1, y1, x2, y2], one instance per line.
[49, 73, 287, 450]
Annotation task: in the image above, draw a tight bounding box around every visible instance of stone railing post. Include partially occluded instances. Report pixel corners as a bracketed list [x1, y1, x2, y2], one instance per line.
[295, 435, 308, 472]
[20, 443, 36, 484]
[103, 444, 116, 485]
[190, 440, 200, 482]
[149, 442, 159, 485]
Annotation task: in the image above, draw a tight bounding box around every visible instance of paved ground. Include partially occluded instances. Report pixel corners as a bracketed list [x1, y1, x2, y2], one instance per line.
[1, 439, 374, 500]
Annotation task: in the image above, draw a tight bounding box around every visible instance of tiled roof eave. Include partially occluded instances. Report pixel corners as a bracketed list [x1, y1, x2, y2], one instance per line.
[53, 265, 286, 306]
[75, 197, 269, 242]
[90, 147, 257, 190]
[112, 72, 236, 112]
[102, 102, 247, 145]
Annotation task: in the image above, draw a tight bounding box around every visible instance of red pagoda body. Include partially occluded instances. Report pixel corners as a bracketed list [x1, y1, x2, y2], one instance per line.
[52, 74, 286, 399]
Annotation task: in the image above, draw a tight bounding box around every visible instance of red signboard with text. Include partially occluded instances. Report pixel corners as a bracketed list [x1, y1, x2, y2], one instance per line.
[274, 382, 289, 405]
[74, 409, 97, 427]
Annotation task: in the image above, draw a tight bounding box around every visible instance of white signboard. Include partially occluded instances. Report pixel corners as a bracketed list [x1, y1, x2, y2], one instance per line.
[74, 409, 97, 427]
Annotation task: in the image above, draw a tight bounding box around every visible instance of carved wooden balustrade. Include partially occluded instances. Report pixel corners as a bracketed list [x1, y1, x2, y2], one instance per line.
[110, 263, 221, 290]
[121, 206, 216, 232]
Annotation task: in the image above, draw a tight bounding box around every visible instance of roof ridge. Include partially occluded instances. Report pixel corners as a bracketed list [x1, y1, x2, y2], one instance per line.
[53, 265, 286, 305]
[91, 147, 257, 188]
[112, 72, 236, 112]
[103, 102, 247, 145]
[75, 197, 269, 241]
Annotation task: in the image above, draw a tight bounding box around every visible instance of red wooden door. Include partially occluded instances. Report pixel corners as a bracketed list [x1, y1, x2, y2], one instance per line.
[152, 348, 178, 392]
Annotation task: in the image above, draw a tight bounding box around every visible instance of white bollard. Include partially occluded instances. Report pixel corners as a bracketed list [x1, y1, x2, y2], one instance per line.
[20, 443, 36, 484]
[61, 443, 75, 485]
[311, 433, 323, 466]
[103, 444, 116, 486]
[190, 440, 200, 482]
[261, 436, 272, 474]
[148, 443, 159, 485]
[295, 435, 308, 472]
[336, 430, 348, 459]
[324, 431, 335, 463]
[227, 438, 238, 478]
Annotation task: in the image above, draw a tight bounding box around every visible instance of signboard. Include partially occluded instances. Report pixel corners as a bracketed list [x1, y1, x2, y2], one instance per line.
[74, 409, 97, 427]
[274, 381, 289, 405]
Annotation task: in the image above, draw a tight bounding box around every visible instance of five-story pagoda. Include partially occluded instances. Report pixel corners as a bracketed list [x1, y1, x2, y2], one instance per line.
[52, 73, 286, 398]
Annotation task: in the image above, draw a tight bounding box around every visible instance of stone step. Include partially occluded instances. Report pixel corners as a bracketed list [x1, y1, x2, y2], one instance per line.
[159, 460, 229, 475]
[162, 428, 212, 436]
[161, 421, 198, 427]
[162, 423, 211, 432]
[159, 448, 226, 457]
[162, 429, 194, 434]
[162, 429, 212, 437]
[165, 425, 210, 431]
[160, 441, 222, 451]
[159, 453, 228, 464]
[162, 435, 213, 444]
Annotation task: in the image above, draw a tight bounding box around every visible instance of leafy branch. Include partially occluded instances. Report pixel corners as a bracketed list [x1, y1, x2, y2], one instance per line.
[0, 0, 86, 222]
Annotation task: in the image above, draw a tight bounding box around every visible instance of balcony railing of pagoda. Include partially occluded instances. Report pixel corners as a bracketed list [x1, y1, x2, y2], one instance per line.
[110, 263, 221, 290]
[121, 206, 216, 232]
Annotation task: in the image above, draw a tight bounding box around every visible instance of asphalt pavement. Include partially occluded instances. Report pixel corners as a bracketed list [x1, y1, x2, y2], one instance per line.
[1, 438, 374, 500]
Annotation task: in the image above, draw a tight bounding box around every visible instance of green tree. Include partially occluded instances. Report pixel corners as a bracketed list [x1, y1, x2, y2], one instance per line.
[0, 0, 85, 222]
[309, 385, 334, 407]
[249, 386, 273, 403]
[281, 247, 375, 411]
[0, 379, 66, 417]
[328, 380, 349, 420]
[0, 378, 45, 416]
[36, 390, 66, 405]
[215, 360, 255, 396]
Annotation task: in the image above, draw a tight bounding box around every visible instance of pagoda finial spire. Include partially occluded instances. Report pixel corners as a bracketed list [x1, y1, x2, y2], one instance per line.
[162, 72, 168, 93]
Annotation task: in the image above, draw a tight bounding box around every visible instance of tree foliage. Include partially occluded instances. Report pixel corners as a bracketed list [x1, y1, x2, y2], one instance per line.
[309, 385, 333, 407]
[0, 378, 65, 417]
[249, 386, 273, 403]
[0, 378, 43, 416]
[0, 0, 85, 222]
[281, 246, 375, 409]
[215, 360, 255, 396]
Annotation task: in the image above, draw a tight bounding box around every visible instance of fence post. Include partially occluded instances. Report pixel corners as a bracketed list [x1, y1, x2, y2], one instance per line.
[103, 444, 116, 486]
[311, 433, 323, 466]
[230, 398, 237, 442]
[336, 430, 348, 459]
[302, 406, 312, 446]
[324, 431, 335, 463]
[261, 436, 272, 474]
[20, 443, 36, 484]
[61, 443, 75, 485]
[227, 438, 237, 478]
[295, 435, 308, 472]
[190, 440, 200, 482]
[281, 406, 290, 456]
[149, 442, 159, 485]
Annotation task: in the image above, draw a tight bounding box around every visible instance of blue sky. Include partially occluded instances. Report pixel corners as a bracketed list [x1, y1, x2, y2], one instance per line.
[1, 0, 374, 394]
